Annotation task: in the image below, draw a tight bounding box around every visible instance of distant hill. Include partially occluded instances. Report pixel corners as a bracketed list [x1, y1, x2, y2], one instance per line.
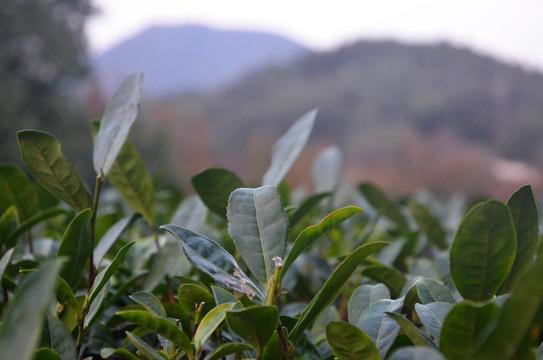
[144, 40, 543, 196]
[91, 24, 310, 96]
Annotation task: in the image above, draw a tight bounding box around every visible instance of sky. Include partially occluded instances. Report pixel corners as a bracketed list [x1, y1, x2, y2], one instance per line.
[87, 0, 543, 70]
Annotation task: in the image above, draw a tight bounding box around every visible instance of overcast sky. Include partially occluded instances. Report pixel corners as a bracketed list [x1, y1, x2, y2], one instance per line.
[87, 0, 543, 70]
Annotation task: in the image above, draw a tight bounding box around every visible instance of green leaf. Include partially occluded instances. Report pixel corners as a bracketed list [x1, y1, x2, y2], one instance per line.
[289, 241, 389, 345]
[389, 347, 446, 360]
[55, 277, 81, 316]
[416, 278, 456, 304]
[119, 311, 193, 355]
[386, 312, 435, 347]
[204, 342, 253, 360]
[326, 321, 381, 360]
[471, 258, 543, 359]
[57, 209, 91, 289]
[17, 130, 91, 212]
[178, 283, 216, 316]
[439, 301, 499, 360]
[450, 200, 516, 302]
[359, 182, 408, 232]
[125, 331, 164, 360]
[93, 71, 144, 175]
[89, 242, 135, 305]
[408, 201, 448, 249]
[130, 291, 167, 318]
[226, 305, 279, 353]
[0, 165, 38, 220]
[282, 206, 363, 281]
[101, 348, 139, 360]
[34, 348, 62, 360]
[161, 225, 264, 300]
[0, 248, 15, 284]
[84, 279, 110, 328]
[227, 185, 289, 284]
[362, 265, 408, 298]
[312, 145, 343, 193]
[194, 302, 237, 352]
[94, 213, 140, 266]
[46, 313, 77, 360]
[357, 298, 404, 358]
[499, 185, 539, 293]
[0, 206, 17, 247]
[288, 192, 332, 228]
[0, 260, 62, 360]
[414, 302, 453, 344]
[262, 109, 317, 186]
[212, 285, 239, 305]
[348, 283, 390, 324]
[262, 330, 284, 360]
[191, 167, 244, 218]
[6, 208, 70, 247]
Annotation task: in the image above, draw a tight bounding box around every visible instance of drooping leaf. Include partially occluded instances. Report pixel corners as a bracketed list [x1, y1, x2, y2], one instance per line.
[161, 225, 264, 301]
[57, 209, 91, 289]
[94, 213, 140, 266]
[326, 321, 381, 360]
[262, 109, 317, 186]
[46, 313, 77, 360]
[17, 130, 91, 212]
[226, 305, 279, 353]
[450, 200, 516, 302]
[348, 283, 391, 324]
[499, 185, 539, 293]
[191, 167, 244, 218]
[388, 346, 446, 360]
[0, 260, 62, 360]
[312, 145, 343, 193]
[227, 185, 289, 284]
[362, 265, 408, 298]
[357, 298, 404, 359]
[288, 192, 332, 228]
[439, 301, 500, 360]
[119, 311, 193, 355]
[125, 331, 164, 360]
[281, 206, 363, 281]
[289, 241, 389, 345]
[93, 71, 144, 175]
[130, 291, 167, 318]
[414, 302, 453, 344]
[359, 182, 408, 232]
[416, 278, 456, 304]
[194, 302, 237, 352]
[0, 165, 38, 220]
[408, 201, 448, 250]
[204, 343, 253, 360]
[386, 312, 435, 348]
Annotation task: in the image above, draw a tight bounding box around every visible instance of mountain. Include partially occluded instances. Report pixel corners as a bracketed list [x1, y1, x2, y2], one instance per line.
[91, 24, 310, 96]
[142, 40, 543, 196]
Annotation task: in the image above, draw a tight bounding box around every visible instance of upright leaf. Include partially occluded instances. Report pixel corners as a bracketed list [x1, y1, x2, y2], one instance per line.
[125, 332, 165, 360]
[227, 185, 288, 284]
[130, 291, 167, 318]
[499, 185, 539, 293]
[226, 305, 279, 354]
[450, 200, 516, 302]
[93, 71, 144, 175]
[312, 145, 343, 193]
[289, 241, 389, 345]
[326, 321, 381, 360]
[0, 260, 62, 360]
[262, 109, 317, 186]
[194, 302, 237, 352]
[191, 167, 244, 218]
[17, 130, 91, 212]
[0, 165, 38, 220]
[161, 225, 264, 300]
[57, 209, 91, 289]
[359, 182, 408, 232]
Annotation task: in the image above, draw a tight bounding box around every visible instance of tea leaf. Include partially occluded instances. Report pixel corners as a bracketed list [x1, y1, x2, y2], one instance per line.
[17, 130, 91, 212]
[348, 283, 390, 324]
[389, 347, 446, 360]
[227, 185, 288, 284]
[0, 165, 38, 220]
[386, 312, 435, 347]
[34, 348, 62, 360]
[93, 71, 144, 176]
[326, 321, 381, 360]
[46, 313, 77, 360]
[450, 200, 516, 302]
[416, 278, 456, 304]
[178, 283, 216, 316]
[312, 145, 343, 193]
[191, 167, 244, 218]
[262, 109, 317, 186]
[415, 302, 453, 344]
[6, 207, 70, 247]
[408, 201, 448, 250]
[362, 265, 408, 298]
[130, 291, 167, 318]
[288, 192, 332, 228]
[204, 343, 253, 360]
[226, 305, 279, 353]
[125, 331, 164, 360]
[94, 213, 140, 266]
[194, 302, 238, 352]
[359, 182, 408, 232]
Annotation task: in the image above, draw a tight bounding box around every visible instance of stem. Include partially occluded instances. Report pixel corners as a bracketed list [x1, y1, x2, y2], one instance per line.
[88, 172, 104, 292]
[277, 325, 291, 360]
[266, 257, 283, 306]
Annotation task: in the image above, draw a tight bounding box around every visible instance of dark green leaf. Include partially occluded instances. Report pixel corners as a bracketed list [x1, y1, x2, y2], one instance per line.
[17, 130, 91, 212]
[450, 200, 516, 302]
[178, 283, 216, 316]
[34, 348, 62, 360]
[191, 167, 244, 218]
[0, 165, 38, 220]
[57, 209, 91, 289]
[282, 206, 363, 281]
[288, 192, 332, 228]
[194, 302, 237, 352]
[130, 291, 167, 318]
[362, 265, 408, 298]
[414, 302, 453, 344]
[212, 285, 239, 305]
[93, 71, 144, 175]
[125, 331, 164, 360]
[0, 206, 17, 247]
[289, 241, 389, 345]
[227, 185, 289, 284]
[359, 182, 408, 232]
[408, 201, 448, 249]
[226, 305, 279, 353]
[386, 312, 435, 348]
[0, 260, 62, 360]
[55, 277, 81, 316]
[101, 348, 139, 360]
[204, 342, 253, 360]
[416, 278, 456, 304]
[326, 321, 381, 360]
[262, 109, 317, 186]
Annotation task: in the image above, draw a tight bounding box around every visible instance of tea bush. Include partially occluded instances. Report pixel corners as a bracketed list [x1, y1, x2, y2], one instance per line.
[1, 72, 542, 360]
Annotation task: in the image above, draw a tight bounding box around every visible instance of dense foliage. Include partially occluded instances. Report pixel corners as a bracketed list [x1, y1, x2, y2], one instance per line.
[1, 72, 543, 360]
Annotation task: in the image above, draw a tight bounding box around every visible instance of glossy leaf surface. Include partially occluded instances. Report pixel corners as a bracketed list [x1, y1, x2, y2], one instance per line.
[130, 291, 167, 318]
[226, 305, 279, 353]
[194, 302, 237, 351]
[326, 321, 381, 360]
